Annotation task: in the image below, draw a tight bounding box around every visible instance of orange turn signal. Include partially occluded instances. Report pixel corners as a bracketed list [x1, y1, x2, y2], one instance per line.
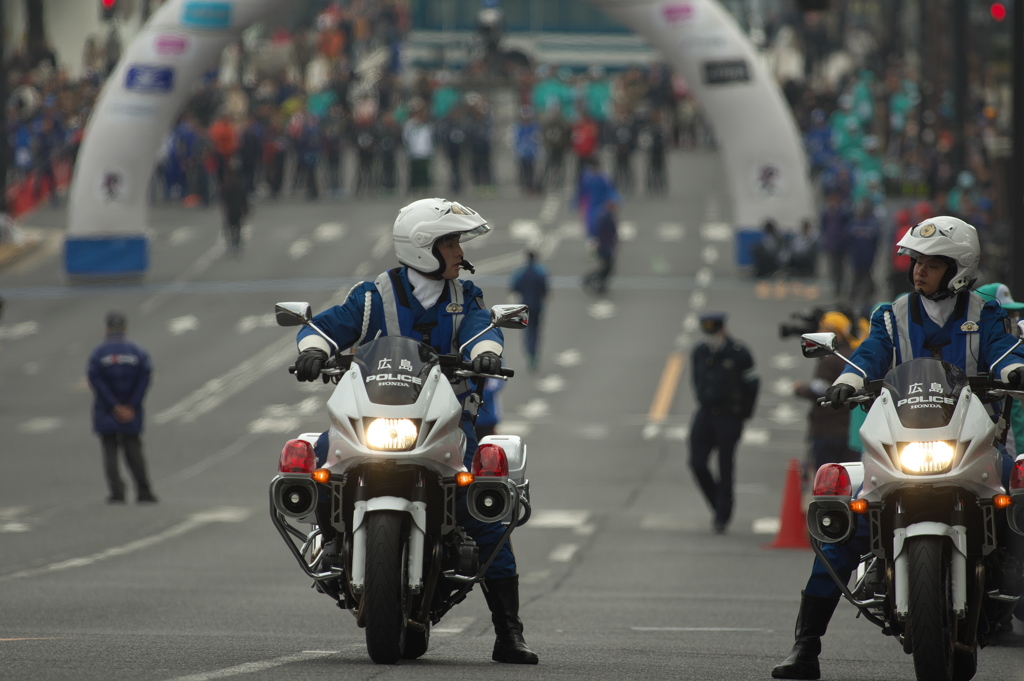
[312, 468, 331, 484]
[849, 499, 869, 514]
[993, 494, 1013, 510]
[455, 471, 475, 487]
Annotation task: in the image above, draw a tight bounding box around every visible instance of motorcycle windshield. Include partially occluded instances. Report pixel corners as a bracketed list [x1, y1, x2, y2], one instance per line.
[353, 336, 439, 406]
[883, 358, 967, 428]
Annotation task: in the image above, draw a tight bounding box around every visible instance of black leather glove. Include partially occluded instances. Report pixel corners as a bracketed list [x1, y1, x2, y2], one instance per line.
[471, 351, 501, 375]
[294, 348, 328, 382]
[1007, 368, 1024, 389]
[824, 383, 857, 410]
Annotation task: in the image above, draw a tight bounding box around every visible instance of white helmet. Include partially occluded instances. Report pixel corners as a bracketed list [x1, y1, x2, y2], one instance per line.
[896, 215, 979, 300]
[393, 198, 490, 275]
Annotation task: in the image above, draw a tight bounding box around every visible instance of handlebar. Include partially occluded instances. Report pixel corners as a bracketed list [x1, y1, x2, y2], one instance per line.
[288, 354, 515, 380]
[815, 377, 1024, 408]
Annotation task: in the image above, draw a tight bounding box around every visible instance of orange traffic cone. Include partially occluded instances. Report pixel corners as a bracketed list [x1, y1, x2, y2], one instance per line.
[766, 458, 811, 549]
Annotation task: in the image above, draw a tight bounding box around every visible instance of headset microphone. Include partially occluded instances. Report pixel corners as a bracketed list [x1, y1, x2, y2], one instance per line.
[460, 260, 476, 274]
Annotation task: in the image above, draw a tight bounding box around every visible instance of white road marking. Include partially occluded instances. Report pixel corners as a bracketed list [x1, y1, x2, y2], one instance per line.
[689, 291, 707, 310]
[741, 428, 770, 446]
[540, 194, 561, 222]
[168, 226, 197, 246]
[160, 650, 336, 681]
[696, 268, 713, 287]
[154, 337, 295, 424]
[664, 425, 689, 441]
[701, 245, 720, 264]
[753, 517, 781, 535]
[642, 423, 661, 440]
[769, 403, 801, 425]
[432, 615, 475, 635]
[773, 377, 795, 396]
[0, 507, 251, 581]
[236, 314, 278, 334]
[548, 543, 579, 563]
[288, 239, 312, 260]
[248, 397, 320, 433]
[19, 417, 62, 434]
[536, 374, 565, 393]
[169, 315, 199, 335]
[495, 421, 532, 436]
[772, 353, 798, 370]
[701, 222, 732, 242]
[0, 321, 39, 341]
[588, 300, 616, 319]
[529, 509, 591, 528]
[682, 314, 699, 333]
[657, 223, 685, 241]
[0, 507, 30, 533]
[509, 219, 541, 241]
[555, 348, 582, 367]
[313, 222, 345, 241]
[632, 627, 772, 633]
[618, 221, 637, 241]
[519, 398, 549, 420]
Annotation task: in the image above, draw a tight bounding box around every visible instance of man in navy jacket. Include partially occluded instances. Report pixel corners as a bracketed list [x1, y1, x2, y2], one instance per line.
[87, 312, 156, 504]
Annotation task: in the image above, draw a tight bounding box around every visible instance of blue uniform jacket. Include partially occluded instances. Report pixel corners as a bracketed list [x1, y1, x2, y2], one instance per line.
[87, 335, 152, 434]
[840, 292, 1024, 382]
[297, 267, 503, 364]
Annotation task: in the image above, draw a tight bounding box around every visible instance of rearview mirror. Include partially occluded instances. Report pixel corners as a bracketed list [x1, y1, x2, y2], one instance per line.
[1017, 320, 1024, 339]
[801, 332, 837, 359]
[275, 302, 312, 327]
[490, 304, 529, 330]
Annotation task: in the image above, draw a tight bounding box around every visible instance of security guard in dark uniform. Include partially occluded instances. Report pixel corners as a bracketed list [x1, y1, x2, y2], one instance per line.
[689, 312, 759, 533]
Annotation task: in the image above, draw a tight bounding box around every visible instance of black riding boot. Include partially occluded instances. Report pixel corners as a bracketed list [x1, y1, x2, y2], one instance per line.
[771, 591, 840, 680]
[482, 575, 539, 664]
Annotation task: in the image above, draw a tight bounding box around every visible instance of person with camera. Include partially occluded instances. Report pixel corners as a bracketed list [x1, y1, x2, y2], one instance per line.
[792, 312, 858, 480]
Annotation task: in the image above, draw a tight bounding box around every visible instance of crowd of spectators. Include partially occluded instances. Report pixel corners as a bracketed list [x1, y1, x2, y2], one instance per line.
[750, 8, 1011, 315]
[4, 0, 711, 218]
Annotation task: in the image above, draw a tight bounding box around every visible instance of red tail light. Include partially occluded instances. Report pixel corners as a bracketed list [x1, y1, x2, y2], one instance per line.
[813, 464, 852, 496]
[472, 444, 509, 477]
[1011, 459, 1024, 491]
[279, 439, 315, 474]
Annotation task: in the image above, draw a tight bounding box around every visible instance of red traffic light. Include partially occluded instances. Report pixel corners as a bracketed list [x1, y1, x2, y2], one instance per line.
[102, 0, 116, 7]
[991, 2, 1007, 21]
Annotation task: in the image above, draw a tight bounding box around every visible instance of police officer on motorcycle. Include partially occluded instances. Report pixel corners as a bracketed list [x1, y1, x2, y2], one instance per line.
[772, 215, 1024, 680]
[292, 197, 539, 665]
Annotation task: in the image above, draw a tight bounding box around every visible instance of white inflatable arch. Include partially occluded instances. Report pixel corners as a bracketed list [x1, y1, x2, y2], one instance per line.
[586, 0, 815, 236]
[65, 0, 281, 278]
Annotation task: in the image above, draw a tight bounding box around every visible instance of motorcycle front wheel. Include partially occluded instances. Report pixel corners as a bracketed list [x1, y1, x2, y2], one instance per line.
[363, 511, 409, 664]
[908, 536, 956, 681]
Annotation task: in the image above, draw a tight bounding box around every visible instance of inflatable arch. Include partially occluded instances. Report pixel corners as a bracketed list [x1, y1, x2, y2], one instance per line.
[65, 0, 281, 278]
[586, 0, 815, 236]
[66, 0, 814, 277]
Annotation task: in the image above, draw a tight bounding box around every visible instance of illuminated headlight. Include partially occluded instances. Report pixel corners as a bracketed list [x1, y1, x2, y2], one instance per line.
[365, 418, 418, 451]
[899, 441, 955, 474]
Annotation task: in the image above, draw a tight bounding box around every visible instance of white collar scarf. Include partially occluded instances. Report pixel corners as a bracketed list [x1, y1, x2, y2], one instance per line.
[407, 268, 446, 309]
[921, 295, 956, 328]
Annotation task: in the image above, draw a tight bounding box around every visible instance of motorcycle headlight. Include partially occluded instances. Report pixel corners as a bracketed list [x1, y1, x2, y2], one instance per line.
[899, 441, 955, 474]
[365, 418, 418, 451]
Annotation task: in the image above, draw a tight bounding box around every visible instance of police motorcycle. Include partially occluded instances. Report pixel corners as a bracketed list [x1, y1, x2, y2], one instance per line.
[269, 301, 532, 664]
[800, 328, 1024, 681]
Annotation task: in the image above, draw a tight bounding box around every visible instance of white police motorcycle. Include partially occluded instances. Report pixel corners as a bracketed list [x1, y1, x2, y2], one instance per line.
[269, 301, 532, 664]
[800, 329, 1024, 681]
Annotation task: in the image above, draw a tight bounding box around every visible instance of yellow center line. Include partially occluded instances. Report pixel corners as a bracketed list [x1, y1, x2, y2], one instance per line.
[648, 351, 686, 423]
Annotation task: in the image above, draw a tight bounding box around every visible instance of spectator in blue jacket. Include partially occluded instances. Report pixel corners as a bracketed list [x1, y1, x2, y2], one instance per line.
[847, 198, 881, 316]
[511, 106, 540, 195]
[86, 312, 156, 504]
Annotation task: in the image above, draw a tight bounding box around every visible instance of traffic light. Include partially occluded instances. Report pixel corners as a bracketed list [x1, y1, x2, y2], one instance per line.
[990, 2, 1007, 21]
[101, 0, 118, 21]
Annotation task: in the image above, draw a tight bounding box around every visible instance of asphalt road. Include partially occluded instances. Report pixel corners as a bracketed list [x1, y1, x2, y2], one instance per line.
[1, 148, 1021, 681]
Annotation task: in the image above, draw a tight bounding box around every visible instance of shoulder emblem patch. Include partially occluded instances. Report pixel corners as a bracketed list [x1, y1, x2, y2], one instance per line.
[960, 321, 979, 332]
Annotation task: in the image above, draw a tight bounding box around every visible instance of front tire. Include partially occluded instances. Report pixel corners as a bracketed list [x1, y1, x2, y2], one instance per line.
[363, 511, 409, 664]
[908, 537, 956, 681]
